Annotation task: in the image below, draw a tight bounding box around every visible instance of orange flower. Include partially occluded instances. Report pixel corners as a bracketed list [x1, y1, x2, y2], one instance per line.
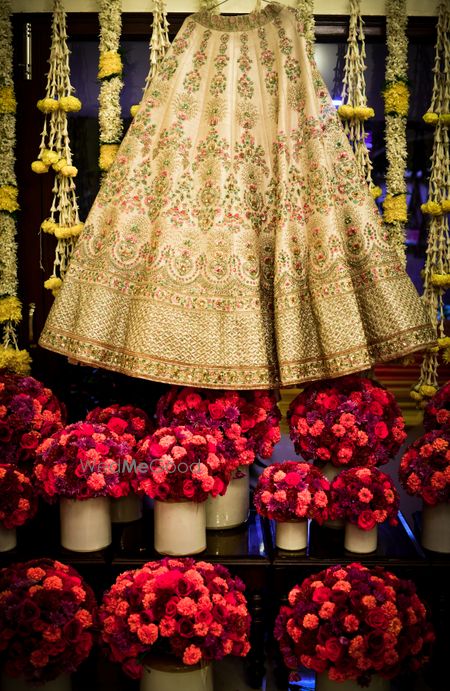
[303, 613, 319, 629]
[43, 576, 63, 590]
[332, 579, 351, 592]
[388, 617, 403, 635]
[362, 595, 376, 609]
[319, 601, 336, 619]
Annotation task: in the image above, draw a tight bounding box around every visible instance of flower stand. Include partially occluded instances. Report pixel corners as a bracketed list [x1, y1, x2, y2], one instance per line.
[206, 466, 249, 529]
[1, 673, 71, 691]
[154, 500, 206, 555]
[111, 493, 142, 523]
[140, 658, 213, 691]
[316, 673, 389, 691]
[421, 503, 450, 553]
[0, 525, 16, 552]
[344, 523, 378, 553]
[276, 520, 307, 550]
[60, 497, 111, 552]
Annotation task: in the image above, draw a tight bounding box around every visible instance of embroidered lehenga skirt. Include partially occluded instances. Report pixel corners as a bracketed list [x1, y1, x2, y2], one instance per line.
[39, 3, 434, 389]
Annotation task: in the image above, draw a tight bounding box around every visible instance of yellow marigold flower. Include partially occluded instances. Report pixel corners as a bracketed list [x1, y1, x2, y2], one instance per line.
[0, 185, 19, 213]
[41, 149, 59, 166]
[60, 165, 78, 177]
[98, 51, 123, 79]
[410, 390, 423, 402]
[430, 273, 450, 287]
[370, 186, 382, 200]
[130, 104, 140, 118]
[443, 347, 450, 364]
[31, 160, 49, 174]
[338, 104, 354, 120]
[383, 194, 407, 223]
[421, 200, 442, 216]
[41, 219, 57, 234]
[99, 143, 119, 171]
[0, 296, 22, 323]
[419, 385, 438, 398]
[384, 83, 409, 116]
[438, 337, 450, 348]
[353, 106, 375, 121]
[54, 223, 84, 239]
[0, 348, 31, 375]
[52, 158, 68, 172]
[0, 86, 17, 113]
[58, 96, 82, 112]
[441, 200, 450, 213]
[429, 346, 439, 353]
[440, 114, 450, 126]
[423, 111, 439, 125]
[44, 276, 63, 292]
[37, 97, 59, 113]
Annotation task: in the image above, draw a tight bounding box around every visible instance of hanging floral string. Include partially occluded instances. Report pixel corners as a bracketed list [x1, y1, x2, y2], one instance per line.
[98, 0, 123, 172]
[338, 0, 379, 198]
[383, 0, 409, 261]
[31, 0, 83, 297]
[296, 0, 315, 53]
[412, 2, 450, 405]
[0, 0, 31, 373]
[130, 1, 170, 118]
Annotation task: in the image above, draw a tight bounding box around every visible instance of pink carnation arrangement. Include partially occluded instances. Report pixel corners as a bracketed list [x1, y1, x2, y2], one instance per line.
[0, 559, 97, 683]
[156, 387, 281, 471]
[0, 464, 38, 530]
[99, 557, 251, 679]
[288, 376, 406, 469]
[135, 426, 230, 502]
[254, 461, 330, 523]
[86, 403, 153, 448]
[399, 429, 450, 506]
[329, 467, 399, 530]
[274, 562, 434, 686]
[0, 372, 65, 467]
[33, 421, 134, 501]
[423, 382, 450, 431]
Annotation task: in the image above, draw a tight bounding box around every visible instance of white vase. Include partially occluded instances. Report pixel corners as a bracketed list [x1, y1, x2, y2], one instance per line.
[321, 463, 341, 482]
[154, 500, 206, 555]
[1, 673, 71, 691]
[0, 525, 16, 552]
[345, 523, 378, 553]
[316, 672, 389, 691]
[60, 497, 111, 552]
[276, 520, 307, 550]
[206, 466, 249, 529]
[111, 493, 142, 523]
[422, 503, 450, 553]
[140, 659, 213, 691]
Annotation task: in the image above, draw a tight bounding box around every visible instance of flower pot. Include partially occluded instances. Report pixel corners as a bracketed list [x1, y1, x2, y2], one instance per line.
[154, 499, 206, 555]
[0, 525, 16, 552]
[316, 672, 389, 691]
[111, 493, 142, 523]
[206, 466, 249, 529]
[1, 673, 71, 691]
[344, 522, 378, 553]
[421, 503, 450, 553]
[276, 520, 307, 550]
[140, 658, 213, 691]
[60, 497, 111, 552]
[321, 463, 341, 482]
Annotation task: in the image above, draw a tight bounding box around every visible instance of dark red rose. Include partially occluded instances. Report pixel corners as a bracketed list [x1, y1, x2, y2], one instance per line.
[324, 637, 343, 662]
[107, 417, 129, 436]
[358, 510, 377, 530]
[177, 617, 194, 638]
[366, 609, 389, 630]
[312, 586, 333, 604]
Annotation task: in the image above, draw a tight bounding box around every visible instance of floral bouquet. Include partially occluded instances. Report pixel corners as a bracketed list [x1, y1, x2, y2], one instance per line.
[0, 558, 97, 683]
[99, 557, 251, 679]
[399, 429, 450, 506]
[254, 461, 330, 523]
[33, 421, 134, 501]
[288, 376, 406, 469]
[135, 426, 230, 502]
[0, 372, 65, 467]
[86, 403, 153, 448]
[423, 381, 450, 431]
[329, 467, 400, 529]
[0, 464, 38, 530]
[274, 562, 434, 685]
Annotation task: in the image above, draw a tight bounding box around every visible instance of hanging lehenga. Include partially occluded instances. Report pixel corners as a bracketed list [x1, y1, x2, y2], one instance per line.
[39, 3, 434, 389]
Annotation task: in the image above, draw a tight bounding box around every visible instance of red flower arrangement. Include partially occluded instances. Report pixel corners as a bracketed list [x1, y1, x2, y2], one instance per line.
[399, 429, 450, 506]
[99, 557, 251, 679]
[329, 467, 400, 530]
[0, 558, 97, 683]
[288, 376, 406, 469]
[254, 461, 330, 523]
[0, 464, 38, 530]
[423, 382, 450, 431]
[86, 403, 153, 448]
[156, 387, 281, 471]
[33, 421, 134, 501]
[135, 426, 229, 502]
[0, 372, 65, 467]
[274, 562, 434, 685]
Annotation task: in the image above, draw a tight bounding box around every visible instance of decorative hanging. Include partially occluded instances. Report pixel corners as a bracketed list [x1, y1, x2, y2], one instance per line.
[412, 2, 450, 405]
[338, 0, 379, 197]
[296, 0, 315, 53]
[31, 0, 83, 297]
[383, 0, 409, 261]
[0, 0, 30, 373]
[98, 0, 123, 172]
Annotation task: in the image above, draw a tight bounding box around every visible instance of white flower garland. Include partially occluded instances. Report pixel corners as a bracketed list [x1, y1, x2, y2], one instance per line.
[0, 0, 30, 373]
[98, 0, 123, 172]
[412, 2, 450, 404]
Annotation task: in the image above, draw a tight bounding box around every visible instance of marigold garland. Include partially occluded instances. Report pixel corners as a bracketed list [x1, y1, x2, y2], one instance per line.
[98, 0, 123, 171]
[413, 2, 450, 405]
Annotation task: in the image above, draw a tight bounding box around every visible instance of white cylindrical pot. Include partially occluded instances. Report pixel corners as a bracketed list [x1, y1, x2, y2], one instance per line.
[1, 673, 71, 691]
[0, 525, 17, 552]
[321, 463, 341, 482]
[154, 500, 206, 556]
[140, 660, 213, 691]
[111, 493, 143, 523]
[60, 497, 111, 552]
[206, 466, 249, 529]
[422, 503, 450, 553]
[276, 520, 307, 551]
[316, 672, 389, 691]
[344, 523, 378, 553]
